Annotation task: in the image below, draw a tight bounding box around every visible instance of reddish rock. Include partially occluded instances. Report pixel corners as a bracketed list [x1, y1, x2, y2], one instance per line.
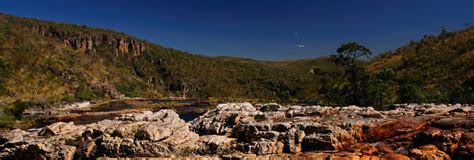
[453, 144, 474, 160]
[1, 103, 472, 159]
[384, 153, 411, 160]
[432, 117, 473, 129]
[360, 145, 378, 156]
[361, 155, 381, 160]
[410, 145, 451, 160]
[376, 143, 394, 154]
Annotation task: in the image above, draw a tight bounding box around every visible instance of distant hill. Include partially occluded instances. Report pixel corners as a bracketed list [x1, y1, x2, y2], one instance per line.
[0, 13, 338, 104]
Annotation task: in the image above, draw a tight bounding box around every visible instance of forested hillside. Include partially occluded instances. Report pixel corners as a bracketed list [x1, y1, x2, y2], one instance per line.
[0, 13, 472, 108]
[368, 26, 474, 104]
[0, 13, 330, 105]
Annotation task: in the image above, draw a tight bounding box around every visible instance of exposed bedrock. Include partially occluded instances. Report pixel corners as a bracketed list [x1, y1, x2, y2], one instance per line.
[190, 103, 472, 158]
[0, 103, 472, 159]
[0, 110, 200, 159]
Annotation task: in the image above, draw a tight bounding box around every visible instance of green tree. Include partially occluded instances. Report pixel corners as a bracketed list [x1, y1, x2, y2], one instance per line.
[75, 88, 94, 101]
[398, 83, 425, 103]
[9, 100, 29, 120]
[332, 42, 372, 106]
[397, 74, 426, 103]
[367, 69, 396, 109]
[116, 82, 141, 98]
[450, 77, 474, 103]
[440, 26, 448, 36]
[318, 71, 346, 106]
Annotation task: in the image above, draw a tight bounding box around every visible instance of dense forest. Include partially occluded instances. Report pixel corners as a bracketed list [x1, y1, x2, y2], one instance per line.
[0, 13, 472, 112]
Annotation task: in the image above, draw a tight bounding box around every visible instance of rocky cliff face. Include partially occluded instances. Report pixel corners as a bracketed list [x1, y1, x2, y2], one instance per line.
[0, 103, 472, 159]
[29, 23, 145, 56]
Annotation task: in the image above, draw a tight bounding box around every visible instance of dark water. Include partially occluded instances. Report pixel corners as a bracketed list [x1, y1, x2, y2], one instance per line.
[72, 114, 118, 125]
[90, 101, 133, 112]
[68, 105, 212, 125]
[150, 99, 212, 122]
[174, 106, 211, 122]
[71, 107, 206, 124]
[53, 99, 214, 126]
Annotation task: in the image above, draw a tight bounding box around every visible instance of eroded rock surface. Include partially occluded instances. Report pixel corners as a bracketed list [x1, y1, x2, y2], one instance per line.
[0, 103, 472, 159]
[0, 110, 199, 159]
[190, 103, 472, 159]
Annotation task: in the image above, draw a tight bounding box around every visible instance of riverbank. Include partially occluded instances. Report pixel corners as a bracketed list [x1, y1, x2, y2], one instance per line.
[0, 98, 213, 131]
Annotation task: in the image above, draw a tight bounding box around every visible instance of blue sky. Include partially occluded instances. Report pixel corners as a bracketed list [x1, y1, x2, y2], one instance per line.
[0, 0, 473, 60]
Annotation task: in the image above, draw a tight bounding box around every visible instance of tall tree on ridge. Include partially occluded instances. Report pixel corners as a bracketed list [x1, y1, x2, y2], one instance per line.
[332, 42, 372, 106]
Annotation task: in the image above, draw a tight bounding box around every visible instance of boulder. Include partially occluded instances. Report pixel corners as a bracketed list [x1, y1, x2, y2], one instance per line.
[299, 123, 354, 151]
[191, 103, 258, 135]
[198, 135, 235, 154]
[0, 129, 32, 144]
[39, 122, 77, 136]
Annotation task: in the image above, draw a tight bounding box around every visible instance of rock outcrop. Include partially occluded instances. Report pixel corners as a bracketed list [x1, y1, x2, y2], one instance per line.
[0, 103, 472, 159]
[29, 23, 146, 56]
[0, 110, 199, 159]
[190, 103, 472, 158]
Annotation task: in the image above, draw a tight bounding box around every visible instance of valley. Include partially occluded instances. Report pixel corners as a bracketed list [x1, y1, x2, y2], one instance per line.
[0, 10, 472, 160]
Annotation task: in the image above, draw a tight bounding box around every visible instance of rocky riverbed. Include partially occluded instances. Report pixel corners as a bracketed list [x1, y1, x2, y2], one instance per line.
[18, 99, 211, 128]
[0, 103, 472, 159]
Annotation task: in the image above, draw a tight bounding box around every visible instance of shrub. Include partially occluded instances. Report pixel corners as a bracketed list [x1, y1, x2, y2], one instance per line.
[116, 83, 140, 98]
[0, 115, 15, 128]
[398, 83, 425, 103]
[8, 100, 29, 120]
[157, 102, 179, 108]
[75, 88, 94, 101]
[0, 84, 7, 96]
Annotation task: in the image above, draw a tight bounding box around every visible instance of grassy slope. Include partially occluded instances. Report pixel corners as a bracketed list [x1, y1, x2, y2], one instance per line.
[4, 12, 470, 105]
[0, 13, 336, 103]
[368, 26, 474, 99]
